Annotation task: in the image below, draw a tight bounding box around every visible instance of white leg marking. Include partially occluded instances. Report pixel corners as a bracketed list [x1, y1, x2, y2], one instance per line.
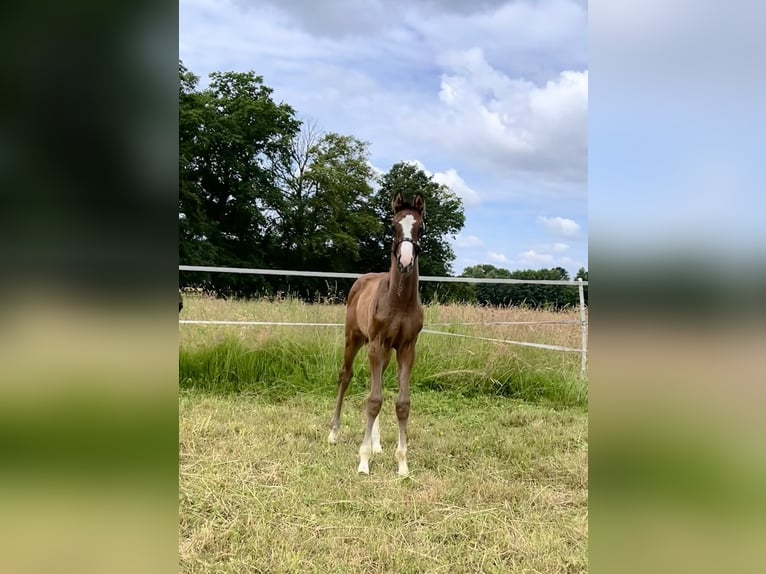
[371, 414, 383, 453]
[396, 432, 409, 476]
[358, 441, 371, 474]
[396, 449, 409, 476]
[328, 428, 339, 444]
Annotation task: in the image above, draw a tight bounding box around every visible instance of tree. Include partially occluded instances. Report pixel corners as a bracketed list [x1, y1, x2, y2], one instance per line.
[178, 62, 301, 295]
[179, 63, 218, 269]
[266, 125, 381, 298]
[358, 161, 466, 302]
[462, 265, 580, 309]
[461, 264, 511, 305]
[178, 64, 479, 302]
[273, 125, 380, 269]
[507, 267, 580, 309]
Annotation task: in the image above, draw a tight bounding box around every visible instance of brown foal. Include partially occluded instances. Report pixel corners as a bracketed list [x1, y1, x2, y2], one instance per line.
[328, 192, 426, 476]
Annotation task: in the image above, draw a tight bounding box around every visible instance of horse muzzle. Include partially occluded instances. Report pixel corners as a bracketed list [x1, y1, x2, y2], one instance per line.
[395, 239, 417, 273]
[397, 260, 414, 274]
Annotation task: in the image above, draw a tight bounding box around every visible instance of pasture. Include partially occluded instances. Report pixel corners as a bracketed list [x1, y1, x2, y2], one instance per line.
[179, 296, 588, 573]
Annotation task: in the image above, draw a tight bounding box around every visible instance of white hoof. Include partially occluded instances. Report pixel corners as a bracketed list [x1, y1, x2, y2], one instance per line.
[358, 462, 369, 474]
[397, 463, 409, 477]
[328, 430, 339, 444]
[372, 444, 383, 454]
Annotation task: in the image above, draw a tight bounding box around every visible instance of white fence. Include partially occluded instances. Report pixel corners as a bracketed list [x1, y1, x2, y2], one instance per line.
[178, 265, 588, 377]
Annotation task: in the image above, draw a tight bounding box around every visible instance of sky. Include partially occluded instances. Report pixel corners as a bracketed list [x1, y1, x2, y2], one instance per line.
[179, 0, 588, 276]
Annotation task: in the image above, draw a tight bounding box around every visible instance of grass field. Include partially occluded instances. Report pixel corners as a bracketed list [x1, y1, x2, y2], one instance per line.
[179, 296, 587, 407]
[179, 296, 588, 573]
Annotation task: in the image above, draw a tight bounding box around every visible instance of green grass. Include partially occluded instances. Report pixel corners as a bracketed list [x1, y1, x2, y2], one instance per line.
[179, 335, 585, 407]
[179, 391, 587, 573]
[179, 296, 588, 572]
[179, 296, 587, 408]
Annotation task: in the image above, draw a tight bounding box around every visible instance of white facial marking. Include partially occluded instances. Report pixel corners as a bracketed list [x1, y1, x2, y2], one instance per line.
[397, 214, 418, 268]
[399, 214, 416, 239]
[398, 242, 414, 268]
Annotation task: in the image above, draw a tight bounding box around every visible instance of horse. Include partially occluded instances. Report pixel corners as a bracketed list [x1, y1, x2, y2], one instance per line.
[328, 191, 426, 476]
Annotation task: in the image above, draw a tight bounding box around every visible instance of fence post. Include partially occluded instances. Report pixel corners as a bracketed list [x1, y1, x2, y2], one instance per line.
[577, 277, 587, 378]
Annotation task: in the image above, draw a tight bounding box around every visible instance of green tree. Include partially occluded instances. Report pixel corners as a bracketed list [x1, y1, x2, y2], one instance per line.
[179, 63, 218, 268]
[462, 265, 579, 309]
[267, 124, 381, 298]
[461, 264, 512, 306]
[504, 267, 579, 309]
[359, 161, 466, 302]
[178, 62, 300, 295]
[273, 125, 380, 269]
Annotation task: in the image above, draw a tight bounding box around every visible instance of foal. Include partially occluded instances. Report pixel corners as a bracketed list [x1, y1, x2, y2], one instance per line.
[328, 192, 425, 476]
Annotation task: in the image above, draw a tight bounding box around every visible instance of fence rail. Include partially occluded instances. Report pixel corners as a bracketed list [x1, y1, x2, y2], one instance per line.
[179, 265, 588, 377]
[179, 265, 588, 286]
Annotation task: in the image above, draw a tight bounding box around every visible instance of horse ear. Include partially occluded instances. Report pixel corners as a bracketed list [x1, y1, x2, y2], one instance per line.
[391, 192, 405, 213]
[414, 193, 426, 214]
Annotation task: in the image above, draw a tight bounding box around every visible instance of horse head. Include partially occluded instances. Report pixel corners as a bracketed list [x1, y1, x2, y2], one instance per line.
[390, 192, 426, 275]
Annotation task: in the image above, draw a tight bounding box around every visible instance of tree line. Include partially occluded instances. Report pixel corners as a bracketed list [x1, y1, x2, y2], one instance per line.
[179, 62, 587, 309]
[460, 265, 588, 308]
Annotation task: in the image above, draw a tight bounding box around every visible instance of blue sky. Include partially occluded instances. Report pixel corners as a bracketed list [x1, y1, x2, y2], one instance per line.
[180, 0, 588, 276]
[588, 0, 766, 267]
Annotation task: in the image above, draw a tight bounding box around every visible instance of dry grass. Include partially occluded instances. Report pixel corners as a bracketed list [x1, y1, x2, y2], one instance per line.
[179, 391, 587, 573]
[179, 296, 588, 572]
[179, 295, 584, 352]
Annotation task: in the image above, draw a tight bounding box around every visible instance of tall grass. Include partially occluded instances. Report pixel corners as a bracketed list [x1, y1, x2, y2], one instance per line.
[179, 296, 587, 408]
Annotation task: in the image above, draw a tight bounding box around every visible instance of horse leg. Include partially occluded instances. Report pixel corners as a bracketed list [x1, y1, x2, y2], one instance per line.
[371, 351, 391, 454]
[395, 343, 415, 476]
[328, 333, 363, 444]
[358, 340, 389, 474]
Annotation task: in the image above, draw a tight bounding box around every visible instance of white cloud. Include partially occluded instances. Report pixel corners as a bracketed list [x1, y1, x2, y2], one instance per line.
[431, 168, 481, 207]
[519, 249, 555, 265]
[234, 0, 398, 38]
[240, 0, 588, 67]
[512, 243, 584, 273]
[415, 0, 587, 79]
[402, 47, 587, 184]
[488, 251, 509, 263]
[181, 1, 587, 196]
[403, 160, 481, 207]
[537, 216, 581, 238]
[453, 233, 484, 248]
